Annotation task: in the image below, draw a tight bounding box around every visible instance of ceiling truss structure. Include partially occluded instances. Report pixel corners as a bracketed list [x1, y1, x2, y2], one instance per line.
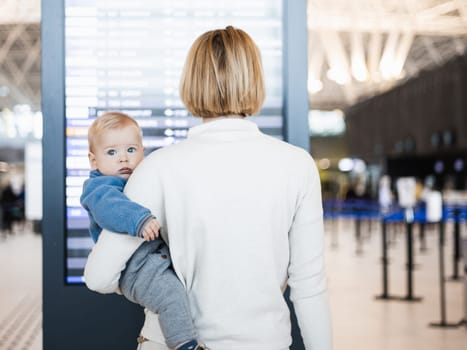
[308, 0, 467, 109]
[1, 1, 467, 111]
[0, 24, 41, 110]
[0, 0, 41, 111]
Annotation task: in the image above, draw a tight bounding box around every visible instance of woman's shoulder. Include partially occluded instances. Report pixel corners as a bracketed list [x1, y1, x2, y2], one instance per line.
[143, 135, 315, 172]
[261, 133, 315, 162]
[140, 141, 193, 170]
[145, 141, 189, 160]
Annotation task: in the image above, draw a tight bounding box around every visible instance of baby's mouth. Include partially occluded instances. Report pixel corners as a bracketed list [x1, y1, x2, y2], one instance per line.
[119, 167, 132, 175]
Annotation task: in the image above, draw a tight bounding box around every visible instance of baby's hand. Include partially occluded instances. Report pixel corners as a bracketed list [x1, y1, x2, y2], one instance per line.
[142, 218, 160, 241]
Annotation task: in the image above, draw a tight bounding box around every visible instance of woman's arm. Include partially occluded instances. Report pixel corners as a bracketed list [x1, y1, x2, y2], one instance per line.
[84, 230, 143, 293]
[287, 157, 333, 350]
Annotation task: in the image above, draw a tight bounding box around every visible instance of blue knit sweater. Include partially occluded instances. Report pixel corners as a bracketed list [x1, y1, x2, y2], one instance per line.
[80, 170, 153, 242]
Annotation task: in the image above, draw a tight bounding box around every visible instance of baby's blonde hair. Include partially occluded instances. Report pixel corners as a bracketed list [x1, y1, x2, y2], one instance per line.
[88, 112, 142, 152]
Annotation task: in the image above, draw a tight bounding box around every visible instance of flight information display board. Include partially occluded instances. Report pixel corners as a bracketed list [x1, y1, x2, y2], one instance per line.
[65, 0, 283, 283]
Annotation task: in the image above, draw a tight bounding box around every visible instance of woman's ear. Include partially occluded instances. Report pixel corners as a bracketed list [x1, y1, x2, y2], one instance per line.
[88, 152, 98, 170]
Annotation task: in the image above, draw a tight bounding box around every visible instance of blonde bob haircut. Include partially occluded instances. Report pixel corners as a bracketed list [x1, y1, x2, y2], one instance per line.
[87, 111, 142, 152]
[179, 26, 265, 118]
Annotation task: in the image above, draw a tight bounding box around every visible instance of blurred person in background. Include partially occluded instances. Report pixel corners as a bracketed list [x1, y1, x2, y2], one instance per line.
[1, 181, 21, 233]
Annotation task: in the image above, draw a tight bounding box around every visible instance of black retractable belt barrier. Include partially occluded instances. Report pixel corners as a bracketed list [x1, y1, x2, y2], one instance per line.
[376, 209, 422, 302]
[330, 204, 339, 249]
[449, 207, 463, 281]
[402, 211, 422, 302]
[368, 217, 373, 237]
[355, 217, 363, 255]
[430, 221, 458, 328]
[419, 222, 427, 252]
[456, 238, 467, 328]
[375, 219, 394, 300]
[325, 200, 339, 249]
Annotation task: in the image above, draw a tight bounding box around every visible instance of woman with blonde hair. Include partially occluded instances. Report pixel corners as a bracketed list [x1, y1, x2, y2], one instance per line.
[85, 26, 332, 350]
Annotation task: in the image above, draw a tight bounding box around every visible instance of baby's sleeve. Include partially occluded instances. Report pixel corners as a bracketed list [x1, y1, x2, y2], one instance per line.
[81, 176, 153, 237]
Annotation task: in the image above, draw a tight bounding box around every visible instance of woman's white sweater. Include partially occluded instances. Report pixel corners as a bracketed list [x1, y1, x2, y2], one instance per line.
[84, 118, 332, 350]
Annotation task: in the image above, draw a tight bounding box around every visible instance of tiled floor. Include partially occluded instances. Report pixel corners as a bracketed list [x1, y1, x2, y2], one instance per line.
[325, 218, 466, 350]
[0, 219, 466, 349]
[0, 226, 42, 350]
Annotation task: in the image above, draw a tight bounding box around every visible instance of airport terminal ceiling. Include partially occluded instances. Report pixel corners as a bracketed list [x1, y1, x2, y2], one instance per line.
[1, 0, 467, 113]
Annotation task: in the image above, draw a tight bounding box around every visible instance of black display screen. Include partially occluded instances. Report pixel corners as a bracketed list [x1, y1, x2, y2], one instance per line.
[64, 0, 283, 283]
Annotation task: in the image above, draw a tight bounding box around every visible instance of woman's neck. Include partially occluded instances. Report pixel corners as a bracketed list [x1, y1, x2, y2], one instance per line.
[202, 114, 244, 123]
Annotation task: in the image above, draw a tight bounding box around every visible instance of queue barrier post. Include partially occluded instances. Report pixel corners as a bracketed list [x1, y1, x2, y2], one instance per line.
[455, 238, 467, 328]
[449, 207, 463, 281]
[375, 209, 422, 302]
[430, 221, 458, 328]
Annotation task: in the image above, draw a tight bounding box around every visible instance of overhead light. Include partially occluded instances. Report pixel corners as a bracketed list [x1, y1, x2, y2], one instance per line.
[308, 78, 323, 94]
[327, 68, 350, 85]
[350, 32, 368, 82]
[351, 61, 368, 82]
[353, 159, 366, 173]
[380, 60, 395, 80]
[338, 158, 354, 172]
[318, 158, 330, 170]
[379, 32, 399, 80]
[454, 159, 464, 172]
[337, 158, 366, 173]
[434, 160, 444, 174]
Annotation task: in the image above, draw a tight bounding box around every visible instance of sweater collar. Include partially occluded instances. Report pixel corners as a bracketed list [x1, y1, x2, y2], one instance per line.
[89, 169, 102, 178]
[188, 117, 260, 138]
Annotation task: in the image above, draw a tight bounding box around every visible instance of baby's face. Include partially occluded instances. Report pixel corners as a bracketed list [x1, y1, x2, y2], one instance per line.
[89, 125, 145, 179]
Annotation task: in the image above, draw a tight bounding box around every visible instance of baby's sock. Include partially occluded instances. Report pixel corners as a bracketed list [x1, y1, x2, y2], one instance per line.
[177, 339, 209, 350]
[177, 340, 198, 350]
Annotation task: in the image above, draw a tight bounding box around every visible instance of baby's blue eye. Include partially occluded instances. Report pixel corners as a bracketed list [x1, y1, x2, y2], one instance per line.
[127, 147, 137, 153]
[107, 149, 116, 156]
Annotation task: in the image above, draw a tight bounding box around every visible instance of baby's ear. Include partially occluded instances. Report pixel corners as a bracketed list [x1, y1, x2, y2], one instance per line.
[88, 152, 98, 170]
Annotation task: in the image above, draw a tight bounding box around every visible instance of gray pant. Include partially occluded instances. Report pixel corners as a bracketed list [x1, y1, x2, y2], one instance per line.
[119, 240, 196, 348]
